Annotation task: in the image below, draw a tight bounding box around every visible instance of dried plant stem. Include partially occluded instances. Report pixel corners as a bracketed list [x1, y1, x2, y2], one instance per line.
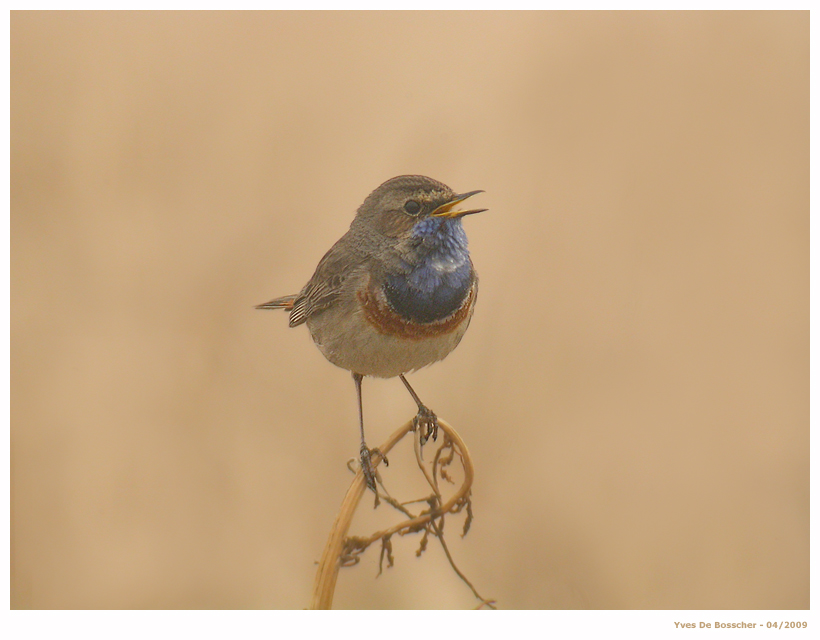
[309, 420, 411, 609]
[309, 417, 475, 609]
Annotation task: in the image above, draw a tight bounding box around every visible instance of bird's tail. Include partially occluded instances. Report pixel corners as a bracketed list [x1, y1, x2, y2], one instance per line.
[255, 294, 298, 311]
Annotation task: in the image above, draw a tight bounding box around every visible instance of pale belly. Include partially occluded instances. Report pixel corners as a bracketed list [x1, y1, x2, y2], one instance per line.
[306, 282, 476, 378]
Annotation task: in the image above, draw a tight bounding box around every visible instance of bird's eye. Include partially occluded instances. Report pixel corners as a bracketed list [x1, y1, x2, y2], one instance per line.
[404, 200, 421, 215]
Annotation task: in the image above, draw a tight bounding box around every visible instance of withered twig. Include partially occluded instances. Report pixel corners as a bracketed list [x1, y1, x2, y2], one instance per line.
[310, 417, 484, 609]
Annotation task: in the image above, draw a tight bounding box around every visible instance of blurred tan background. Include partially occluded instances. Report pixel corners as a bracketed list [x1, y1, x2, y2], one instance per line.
[11, 11, 807, 609]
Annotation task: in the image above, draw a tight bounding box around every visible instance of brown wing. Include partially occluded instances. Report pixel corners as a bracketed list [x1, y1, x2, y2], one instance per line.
[285, 233, 362, 327]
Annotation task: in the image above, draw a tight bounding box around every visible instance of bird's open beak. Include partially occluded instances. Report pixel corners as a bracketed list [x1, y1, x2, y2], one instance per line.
[430, 190, 487, 219]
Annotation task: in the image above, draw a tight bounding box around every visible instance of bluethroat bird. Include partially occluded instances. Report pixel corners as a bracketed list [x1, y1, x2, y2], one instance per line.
[257, 175, 485, 493]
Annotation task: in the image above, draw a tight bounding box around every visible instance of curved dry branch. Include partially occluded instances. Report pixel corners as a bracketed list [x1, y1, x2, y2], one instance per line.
[309, 417, 490, 609]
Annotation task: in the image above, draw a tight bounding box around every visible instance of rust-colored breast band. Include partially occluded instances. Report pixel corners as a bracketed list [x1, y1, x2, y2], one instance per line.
[358, 284, 475, 341]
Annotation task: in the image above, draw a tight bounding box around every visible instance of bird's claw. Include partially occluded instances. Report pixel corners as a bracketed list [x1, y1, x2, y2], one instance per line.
[360, 445, 388, 494]
[360, 445, 377, 493]
[414, 406, 439, 445]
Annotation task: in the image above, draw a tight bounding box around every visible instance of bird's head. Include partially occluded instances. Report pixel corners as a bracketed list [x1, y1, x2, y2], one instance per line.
[353, 175, 485, 242]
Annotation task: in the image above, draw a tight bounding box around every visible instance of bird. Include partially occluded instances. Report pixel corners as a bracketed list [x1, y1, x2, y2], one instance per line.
[257, 175, 485, 493]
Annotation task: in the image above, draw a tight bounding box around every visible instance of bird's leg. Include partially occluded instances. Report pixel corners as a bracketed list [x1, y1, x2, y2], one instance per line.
[353, 373, 387, 495]
[399, 374, 438, 445]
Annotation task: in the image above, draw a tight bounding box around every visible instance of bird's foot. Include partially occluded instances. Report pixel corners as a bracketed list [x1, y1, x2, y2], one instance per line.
[413, 406, 439, 445]
[359, 445, 388, 494]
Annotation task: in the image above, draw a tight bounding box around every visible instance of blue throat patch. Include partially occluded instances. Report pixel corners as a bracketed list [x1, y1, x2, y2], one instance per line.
[383, 218, 473, 323]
